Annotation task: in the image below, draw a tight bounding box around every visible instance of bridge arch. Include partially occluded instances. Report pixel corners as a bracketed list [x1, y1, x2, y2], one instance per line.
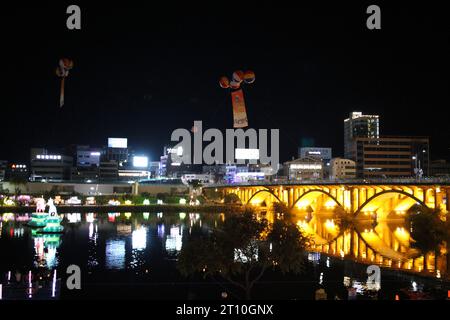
[247, 189, 282, 207]
[291, 190, 344, 246]
[291, 189, 344, 210]
[354, 189, 430, 219]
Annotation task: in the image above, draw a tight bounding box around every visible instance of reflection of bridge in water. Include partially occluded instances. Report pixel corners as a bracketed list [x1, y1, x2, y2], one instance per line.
[206, 181, 450, 277]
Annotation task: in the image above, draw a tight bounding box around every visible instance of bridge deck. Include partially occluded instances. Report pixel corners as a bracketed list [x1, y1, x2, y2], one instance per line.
[206, 178, 450, 188]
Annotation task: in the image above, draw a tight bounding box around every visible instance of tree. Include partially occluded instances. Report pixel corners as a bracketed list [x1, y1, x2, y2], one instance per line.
[156, 192, 168, 202]
[141, 192, 151, 198]
[9, 176, 28, 196]
[223, 193, 241, 204]
[203, 188, 223, 203]
[43, 186, 58, 200]
[406, 205, 449, 272]
[177, 209, 309, 299]
[188, 179, 202, 190]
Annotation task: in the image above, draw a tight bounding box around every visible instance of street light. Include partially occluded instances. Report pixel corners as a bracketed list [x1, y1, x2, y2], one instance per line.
[412, 154, 423, 179]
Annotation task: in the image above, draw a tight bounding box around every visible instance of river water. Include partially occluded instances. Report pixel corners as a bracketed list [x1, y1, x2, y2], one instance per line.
[0, 211, 448, 300]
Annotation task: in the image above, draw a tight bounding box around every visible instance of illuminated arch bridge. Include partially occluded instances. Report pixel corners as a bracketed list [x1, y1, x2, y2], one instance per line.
[206, 181, 450, 276]
[209, 182, 450, 217]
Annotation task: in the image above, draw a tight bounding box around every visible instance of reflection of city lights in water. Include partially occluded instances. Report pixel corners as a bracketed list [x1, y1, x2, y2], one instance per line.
[14, 228, 24, 238]
[179, 212, 186, 220]
[86, 213, 94, 223]
[132, 226, 147, 250]
[343, 276, 351, 287]
[157, 212, 163, 218]
[28, 270, 32, 298]
[108, 213, 116, 222]
[117, 224, 132, 236]
[52, 270, 57, 298]
[15, 214, 30, 222]
[326, 257, 330, 268]
[45, 246, 58, 269]
[412, 281, 417, 292]
[352, 281, 364, 294]
[307, 252, 320, 263]
[165, 225, 182, 253]
[88, 222, 99, 268]
[325, 219, 336, 230]
[105, 240, 126, 269]
[170, 225, 181, 237]
[67, 213, 81, 223]
[189, 213, 200, 222]
[34, 235, 60, 269]
[157, 224, 165, 238]
[34, 238, 45, 260]
[130, 226, 148, 269]
[2, 213, 15, 222]
[143, 212, 150, 220]
[319, 272, 324, 284]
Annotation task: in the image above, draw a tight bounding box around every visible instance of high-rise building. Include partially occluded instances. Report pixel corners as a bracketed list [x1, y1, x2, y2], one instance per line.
[430, 160, 450, 177]
[299, 147, 332, 162]
[105, 138, 129, 163]
[72, 146, 102, 181]
[283, 157, 323, 181]
[0, 160, 8, 181]
[299, 147, 332, 177]
[330, 158, 356, 180]
[354, 136, 429, 178]
[344, 112, 380, 160]
[76, 146, 102, 168]
[99, 160, 119, 181]
[7, 163, 29, 180]
[30, 148, 73, 181]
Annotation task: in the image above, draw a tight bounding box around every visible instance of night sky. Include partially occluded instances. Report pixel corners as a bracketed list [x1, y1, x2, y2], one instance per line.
[2, 2, 449, 163]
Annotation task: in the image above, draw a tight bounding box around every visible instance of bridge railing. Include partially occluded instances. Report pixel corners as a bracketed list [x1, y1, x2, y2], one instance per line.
[205, 177, 450, 188]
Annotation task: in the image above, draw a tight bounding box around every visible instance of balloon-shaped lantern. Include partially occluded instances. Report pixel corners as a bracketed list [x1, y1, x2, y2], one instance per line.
[219, 76, 230, 89]
[56, 58, 74, 107]
[219, 70, 255, 128]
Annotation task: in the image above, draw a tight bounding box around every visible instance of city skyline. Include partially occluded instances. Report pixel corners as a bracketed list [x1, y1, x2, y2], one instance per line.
[1, 2, 450, 306]
[2, 2, 449, 163]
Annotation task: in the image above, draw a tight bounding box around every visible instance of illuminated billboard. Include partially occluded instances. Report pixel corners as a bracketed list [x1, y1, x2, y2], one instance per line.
[235, 148, 260, 160]
[133, 156, 149, 168]
[108, 138, 128, 148]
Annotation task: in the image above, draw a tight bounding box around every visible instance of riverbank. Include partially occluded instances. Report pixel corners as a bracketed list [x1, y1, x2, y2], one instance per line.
[0, 204, 245, 214]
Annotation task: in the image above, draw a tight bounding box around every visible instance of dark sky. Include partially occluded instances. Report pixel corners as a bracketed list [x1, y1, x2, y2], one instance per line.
[2, 1, 449, 163]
